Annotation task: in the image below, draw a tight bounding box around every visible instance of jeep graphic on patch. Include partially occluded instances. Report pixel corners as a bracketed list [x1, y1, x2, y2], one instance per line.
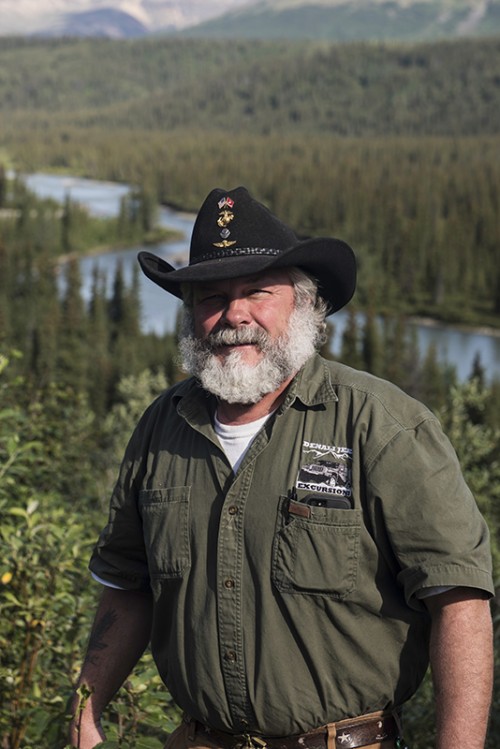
[297, 441, 353, 497]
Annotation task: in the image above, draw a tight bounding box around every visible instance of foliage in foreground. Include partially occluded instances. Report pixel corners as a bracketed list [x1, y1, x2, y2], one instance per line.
[0, 354, 179, 748]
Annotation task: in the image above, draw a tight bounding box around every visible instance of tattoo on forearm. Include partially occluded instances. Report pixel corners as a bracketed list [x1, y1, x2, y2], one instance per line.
[84, 609, 118, 665]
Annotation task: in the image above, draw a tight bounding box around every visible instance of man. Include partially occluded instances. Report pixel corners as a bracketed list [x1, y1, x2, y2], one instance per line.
[69, 187, 494, 749]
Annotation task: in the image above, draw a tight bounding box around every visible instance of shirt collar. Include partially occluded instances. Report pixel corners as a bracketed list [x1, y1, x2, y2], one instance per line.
[174, 353, 338, 426]
[279, 354, 339, 411]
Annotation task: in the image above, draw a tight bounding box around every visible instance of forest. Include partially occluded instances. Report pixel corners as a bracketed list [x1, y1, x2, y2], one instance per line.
[1, 36, 499, 136]
[0, 32, 500, 748]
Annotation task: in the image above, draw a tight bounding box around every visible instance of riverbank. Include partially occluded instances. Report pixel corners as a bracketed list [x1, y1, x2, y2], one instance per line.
[407, 315, 500, 339]
[55, 225, 183, 267]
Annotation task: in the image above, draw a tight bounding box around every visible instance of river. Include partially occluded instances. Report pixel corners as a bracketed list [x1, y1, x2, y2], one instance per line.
[22, 172, 500, 383]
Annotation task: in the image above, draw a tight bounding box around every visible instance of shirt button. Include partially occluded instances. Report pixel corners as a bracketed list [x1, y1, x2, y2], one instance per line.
[225, 650, 237, 662]
[228, 505, 238, 515]
[224, 578, 235, 589]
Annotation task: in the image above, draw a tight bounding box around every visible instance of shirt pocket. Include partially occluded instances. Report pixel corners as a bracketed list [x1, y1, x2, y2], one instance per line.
[139, 487, 191, 579]
[272, 496, 361, 598]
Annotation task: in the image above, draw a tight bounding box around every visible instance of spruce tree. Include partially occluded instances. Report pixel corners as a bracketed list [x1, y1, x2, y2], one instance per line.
[340, 309, 362, 370]
[361, 307, 382, 377]
[88, 266, 113, 416]
[31, 257, 60, 388]
[0, 164, 6, 207]
[57, 257, 89, 394]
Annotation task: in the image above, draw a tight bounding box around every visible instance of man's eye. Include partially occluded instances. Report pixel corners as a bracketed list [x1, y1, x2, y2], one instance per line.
[199, 294, 225, 304]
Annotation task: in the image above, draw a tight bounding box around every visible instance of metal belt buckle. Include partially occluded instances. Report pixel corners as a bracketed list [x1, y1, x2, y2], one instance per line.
[240, 735, 268, 749]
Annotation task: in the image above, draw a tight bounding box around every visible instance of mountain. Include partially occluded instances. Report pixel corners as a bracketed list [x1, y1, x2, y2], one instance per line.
[0, 0, 498, 41]
[0, 1, 255, 37]
[40, 8, 148, 38]
[179, 0, 500, 42]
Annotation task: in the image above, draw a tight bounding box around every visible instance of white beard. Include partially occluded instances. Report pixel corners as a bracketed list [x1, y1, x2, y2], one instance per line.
[178, 304, 320, 404]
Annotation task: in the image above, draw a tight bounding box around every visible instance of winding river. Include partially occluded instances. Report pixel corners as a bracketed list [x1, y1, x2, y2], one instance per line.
[23, 172, 500, 384]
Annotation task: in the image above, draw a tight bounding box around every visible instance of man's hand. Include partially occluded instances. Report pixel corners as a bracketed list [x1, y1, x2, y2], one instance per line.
[425, 587, 493, 749]
[67, 682, 106, 748]
[68, 710, 106, 749]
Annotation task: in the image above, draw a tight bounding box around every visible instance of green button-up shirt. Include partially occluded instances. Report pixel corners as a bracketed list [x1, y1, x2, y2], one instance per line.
[90, 354, 493, 736]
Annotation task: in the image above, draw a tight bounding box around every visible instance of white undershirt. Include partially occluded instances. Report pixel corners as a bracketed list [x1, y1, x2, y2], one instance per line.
[214, 411, 272, 472]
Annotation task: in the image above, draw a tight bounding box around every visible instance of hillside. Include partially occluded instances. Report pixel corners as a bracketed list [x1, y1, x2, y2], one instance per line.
[1, 36, 499, 137]
[179, 0, 500, 42]
[40, 9, 149, 38]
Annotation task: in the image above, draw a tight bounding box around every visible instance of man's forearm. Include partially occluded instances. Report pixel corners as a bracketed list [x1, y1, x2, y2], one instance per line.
[426, 588, 493, 749]
[69, 586, 153, 748]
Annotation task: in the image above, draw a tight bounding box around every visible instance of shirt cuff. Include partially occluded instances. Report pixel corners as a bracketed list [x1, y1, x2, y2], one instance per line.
[91, 571, 127, 590]
[415, 585, 455, 599]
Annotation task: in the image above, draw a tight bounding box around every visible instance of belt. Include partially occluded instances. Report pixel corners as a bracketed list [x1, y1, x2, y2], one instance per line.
[193, 712, 404, 749]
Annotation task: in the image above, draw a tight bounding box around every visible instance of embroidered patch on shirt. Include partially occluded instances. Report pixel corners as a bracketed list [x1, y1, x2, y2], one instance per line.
[296, 441, 353, 497]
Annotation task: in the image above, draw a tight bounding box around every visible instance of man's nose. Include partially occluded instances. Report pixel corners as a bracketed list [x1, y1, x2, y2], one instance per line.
[220, 297, 252, 327]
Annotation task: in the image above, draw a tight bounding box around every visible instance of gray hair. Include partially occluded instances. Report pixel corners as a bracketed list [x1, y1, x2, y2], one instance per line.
[287, 267, 329, 347]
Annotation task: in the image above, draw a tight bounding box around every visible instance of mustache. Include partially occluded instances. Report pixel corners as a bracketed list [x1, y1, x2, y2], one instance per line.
[204, 326, 270, 350]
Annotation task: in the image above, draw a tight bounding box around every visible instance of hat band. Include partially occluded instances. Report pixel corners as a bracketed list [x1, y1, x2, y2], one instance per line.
[192, 247, 283, 265]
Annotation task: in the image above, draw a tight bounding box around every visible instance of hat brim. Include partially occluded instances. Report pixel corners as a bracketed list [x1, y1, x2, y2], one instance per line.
[138, 237, 356, 315]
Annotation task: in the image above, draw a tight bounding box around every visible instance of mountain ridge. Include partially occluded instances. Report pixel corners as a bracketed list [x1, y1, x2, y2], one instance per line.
[0, 0, 252, 37]
[179, 0, 500, 41]
[38, 8, 149, 39]
[1, 0, 499, 40]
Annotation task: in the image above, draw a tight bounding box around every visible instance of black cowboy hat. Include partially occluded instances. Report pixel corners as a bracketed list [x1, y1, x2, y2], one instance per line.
[138, 186, 356, 314]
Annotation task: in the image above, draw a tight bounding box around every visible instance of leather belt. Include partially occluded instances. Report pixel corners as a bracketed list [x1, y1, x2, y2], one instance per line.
[194, 713, 402, 749]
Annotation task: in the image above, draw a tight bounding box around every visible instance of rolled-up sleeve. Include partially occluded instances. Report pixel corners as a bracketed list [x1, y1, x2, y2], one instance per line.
[367, 418, 494, 608]
[89, 426, 151, 591]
